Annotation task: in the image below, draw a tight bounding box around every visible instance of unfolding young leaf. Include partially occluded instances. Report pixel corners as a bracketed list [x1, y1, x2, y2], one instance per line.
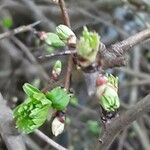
[46, 87, 71, 111]
[77, 27, 100, 67]
[13, 84, 52, 134]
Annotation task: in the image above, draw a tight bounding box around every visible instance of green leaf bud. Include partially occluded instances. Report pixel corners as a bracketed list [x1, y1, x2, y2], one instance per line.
[96, 74, 120, 112]
[56, 24, 76, 45]
[52, 60, 62, 79]
[46, 32, 65, 47]
[77, 26, 100, 67]
[100, 87, 120, 112]
[46, 87, 71, 111]
[39, 32, 65, 48]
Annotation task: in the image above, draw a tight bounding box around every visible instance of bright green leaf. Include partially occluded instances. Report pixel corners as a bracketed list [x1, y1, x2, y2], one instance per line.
[46, 87, 71, 110]
[13, 88, 52, 134]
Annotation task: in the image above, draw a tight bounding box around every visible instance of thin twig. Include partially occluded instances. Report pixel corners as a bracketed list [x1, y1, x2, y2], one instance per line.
[58, 0, 73, 90]
[34, 130, 68, 150]
[21, 0, 55, 30]
[11, 37, 49, 81]
[133, 122, 150, 150]
[41, 78, 56, 93]
[59, 0, 71, 27]
[0, 21, 40, 40]
[128, 46, 150, 150]
[129, 46, 140, 104]
[38, 49, 76, 59]
[117, 129, 127, 150]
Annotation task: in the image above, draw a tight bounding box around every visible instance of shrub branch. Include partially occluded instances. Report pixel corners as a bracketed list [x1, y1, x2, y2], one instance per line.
[95, 93, 150, 150]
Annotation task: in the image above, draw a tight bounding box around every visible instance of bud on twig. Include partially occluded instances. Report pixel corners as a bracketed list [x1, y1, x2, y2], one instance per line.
[56, 24, 76, 45]
[96, 74, 120, 112]
[77, 27, 100, 67]
[46, 87, 71, 111]
[52, 60, 62, 80]
[38, 32, 65, 48]
[51, 113, 65, 136]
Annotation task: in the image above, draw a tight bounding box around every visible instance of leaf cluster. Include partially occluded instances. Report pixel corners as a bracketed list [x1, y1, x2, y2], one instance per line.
[13, 83, 71, 133]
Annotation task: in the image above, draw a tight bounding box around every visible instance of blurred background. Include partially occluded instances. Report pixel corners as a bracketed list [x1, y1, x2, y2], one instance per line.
[0, 0, 150, 150]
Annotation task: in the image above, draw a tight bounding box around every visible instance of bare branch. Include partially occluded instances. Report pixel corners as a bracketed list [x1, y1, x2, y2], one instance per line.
[0, 21, 40, 40]
[34, 130, 68, 150]
[38, 49, 76, 59]
[111, 29, 150, 54]
[0, 93, 26, 150]
[100, 28, 150, 68]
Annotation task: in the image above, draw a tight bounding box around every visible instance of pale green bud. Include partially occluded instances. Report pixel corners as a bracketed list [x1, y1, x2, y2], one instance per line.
[52, 60, 62, 79]
[100, 86, 120, 112]
[77, 26, 100, 67]
[39, 32, 65, 48]
[96, 74, 120, 112]
[56, 24, 76, 45]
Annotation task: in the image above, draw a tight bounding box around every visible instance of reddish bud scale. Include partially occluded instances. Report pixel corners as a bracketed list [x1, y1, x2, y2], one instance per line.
[51, 70, 59, 81]
[96, 75, 108, 86]
[51, 74, 58, 81]
[38, 31, 47, 40]
[55, 111, 66, 123]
